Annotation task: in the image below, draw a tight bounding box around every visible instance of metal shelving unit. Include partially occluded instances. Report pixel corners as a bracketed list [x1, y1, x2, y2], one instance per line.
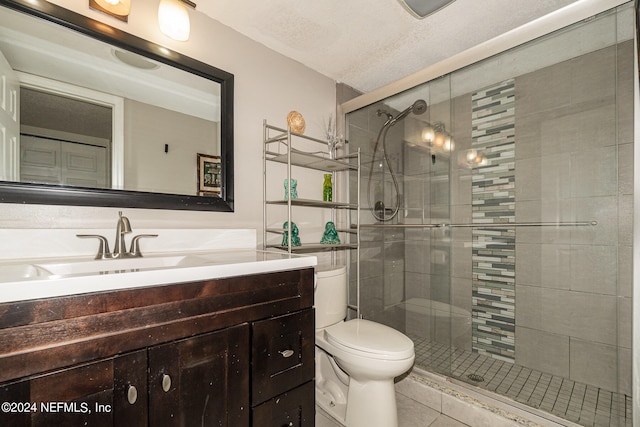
[262, 120, 360, 256]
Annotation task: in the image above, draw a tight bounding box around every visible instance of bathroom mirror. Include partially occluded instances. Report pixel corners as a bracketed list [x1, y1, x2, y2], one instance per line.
[0, 0, 234, 211]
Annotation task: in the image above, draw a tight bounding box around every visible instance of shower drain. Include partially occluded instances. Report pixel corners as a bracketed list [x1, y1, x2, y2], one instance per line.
[467, 373, 485, 383]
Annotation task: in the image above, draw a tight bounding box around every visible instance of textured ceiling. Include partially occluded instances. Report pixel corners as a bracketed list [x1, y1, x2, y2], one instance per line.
[197, 0, 581, 93]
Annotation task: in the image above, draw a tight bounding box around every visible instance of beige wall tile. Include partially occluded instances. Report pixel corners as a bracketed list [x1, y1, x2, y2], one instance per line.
[570, 146, 617, 198]
[515, 285, 618, 345]
[514, 157, 541, 202]
[617, 346, 632, 395]
[569, 338, 622, 393]
[618, 296, 632, 349]
[569, 244, 618, 295]
[617, 143, 633, 196]
[515, 326, 569, 377]
[515, 243, 571, 289]
[616, 41, 634, 144]
[570, 45, 616, 105]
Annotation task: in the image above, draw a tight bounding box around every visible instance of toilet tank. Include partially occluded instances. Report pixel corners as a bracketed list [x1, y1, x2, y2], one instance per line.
[315, 266, 347, 329]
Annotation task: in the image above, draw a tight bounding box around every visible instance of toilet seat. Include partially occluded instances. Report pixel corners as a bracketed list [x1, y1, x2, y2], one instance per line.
[324, 319, 414, 360]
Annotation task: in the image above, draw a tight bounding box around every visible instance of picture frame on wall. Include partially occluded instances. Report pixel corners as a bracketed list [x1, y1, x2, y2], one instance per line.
[197, 153, 221, 196]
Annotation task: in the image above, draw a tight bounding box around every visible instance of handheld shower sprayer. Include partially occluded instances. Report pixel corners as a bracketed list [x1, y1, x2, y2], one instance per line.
[391, 99, 427, 124]
[368, 99, 428, 221]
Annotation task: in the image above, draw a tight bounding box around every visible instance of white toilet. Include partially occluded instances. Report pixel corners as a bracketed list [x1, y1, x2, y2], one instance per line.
[315, 266, 415, 427]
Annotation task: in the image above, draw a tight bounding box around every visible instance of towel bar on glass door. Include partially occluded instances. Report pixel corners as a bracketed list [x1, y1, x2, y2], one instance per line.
[359, 221, 598, 228]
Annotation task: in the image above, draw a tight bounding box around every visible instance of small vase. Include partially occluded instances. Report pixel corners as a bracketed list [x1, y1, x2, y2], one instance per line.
[323, 174, 332, 202]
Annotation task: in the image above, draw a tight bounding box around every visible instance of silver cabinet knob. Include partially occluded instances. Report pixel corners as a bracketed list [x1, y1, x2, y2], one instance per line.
[162, 374, 172, 392]
[279, 349, 294, 358]
[127, 385, 138, 405]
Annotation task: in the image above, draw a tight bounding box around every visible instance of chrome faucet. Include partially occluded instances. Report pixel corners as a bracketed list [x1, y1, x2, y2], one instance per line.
[77, 211, 158, 260]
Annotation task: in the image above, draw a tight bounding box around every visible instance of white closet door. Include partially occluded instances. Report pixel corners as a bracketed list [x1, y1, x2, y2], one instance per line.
[20, 135, 107, 187]
[0, 49, 19, 181]
[62, 141, 107, 187]
[20, 135, 61, 184]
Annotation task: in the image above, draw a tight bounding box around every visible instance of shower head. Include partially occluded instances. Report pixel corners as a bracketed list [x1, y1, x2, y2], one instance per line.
[412, 99, 428, 115]
[390, 99, 428, 125]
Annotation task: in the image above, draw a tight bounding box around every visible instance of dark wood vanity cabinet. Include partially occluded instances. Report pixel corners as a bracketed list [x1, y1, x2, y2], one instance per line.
[148, 325, 251, 426]
[252, 309, 315, 426]
[0, 267, 315, 426]
[0, 349, 148, 427]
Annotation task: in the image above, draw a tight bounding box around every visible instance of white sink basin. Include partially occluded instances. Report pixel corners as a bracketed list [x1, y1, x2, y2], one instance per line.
[35, 255, 189, 276]
[0, 264, 51, 280]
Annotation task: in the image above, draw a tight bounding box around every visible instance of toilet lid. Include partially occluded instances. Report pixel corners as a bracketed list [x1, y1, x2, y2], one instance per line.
[325, 319, 414, 360]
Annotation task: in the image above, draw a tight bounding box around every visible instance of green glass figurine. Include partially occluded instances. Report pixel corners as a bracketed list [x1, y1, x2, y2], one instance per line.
[320, 221, 340, 244]
[284, 178, 298, 200]
[282, 221, 301, 247]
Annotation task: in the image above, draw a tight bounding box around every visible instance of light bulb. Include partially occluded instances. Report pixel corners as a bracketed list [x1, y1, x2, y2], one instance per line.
[466, 149, 478, 162]
[472, 154, 488, 166]
[158, 0, 190, 41]
[421, 126, 434, 143]
[91, 0, 130, 19]
[433, 132, 445, 147]
[443, 137, 454, 152]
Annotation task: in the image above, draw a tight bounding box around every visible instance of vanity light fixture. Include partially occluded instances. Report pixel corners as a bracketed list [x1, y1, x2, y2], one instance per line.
[158, 0, 196, 42]
[89, 0, 131, 22]
[464, 149, 488, 168]
[421, 122, 454, 153]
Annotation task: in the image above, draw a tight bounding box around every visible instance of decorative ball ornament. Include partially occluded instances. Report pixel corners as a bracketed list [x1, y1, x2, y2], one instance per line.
[287, 111, 306, 134]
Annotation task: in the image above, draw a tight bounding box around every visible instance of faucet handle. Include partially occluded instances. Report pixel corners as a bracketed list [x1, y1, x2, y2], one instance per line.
[118, 211, 132, 234]
[77, 234, 111, 260]
[129, 234, 158, 257]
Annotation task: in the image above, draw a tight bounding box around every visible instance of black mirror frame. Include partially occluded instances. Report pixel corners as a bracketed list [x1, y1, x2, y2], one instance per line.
[0, 0, 234, 212]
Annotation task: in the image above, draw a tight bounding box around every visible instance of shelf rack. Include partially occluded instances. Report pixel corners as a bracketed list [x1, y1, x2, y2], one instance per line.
[262, 120, 360, 253]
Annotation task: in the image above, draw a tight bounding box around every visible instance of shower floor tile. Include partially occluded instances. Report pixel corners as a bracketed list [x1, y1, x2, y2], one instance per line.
[410, 335, 632, 427]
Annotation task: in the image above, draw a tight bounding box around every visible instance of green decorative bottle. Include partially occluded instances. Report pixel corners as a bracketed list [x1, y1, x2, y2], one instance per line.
[323, 174, 332, 202]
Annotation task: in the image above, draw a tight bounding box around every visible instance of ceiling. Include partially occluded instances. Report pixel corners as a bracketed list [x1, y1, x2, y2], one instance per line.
[197, 0, 581, 93]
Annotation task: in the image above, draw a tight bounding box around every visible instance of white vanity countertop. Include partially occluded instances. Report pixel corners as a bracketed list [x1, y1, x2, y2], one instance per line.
[0, 249, 317, 304]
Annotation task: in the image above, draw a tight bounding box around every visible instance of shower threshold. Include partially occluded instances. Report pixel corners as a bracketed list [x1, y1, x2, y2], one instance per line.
[410, 336, 631, 427]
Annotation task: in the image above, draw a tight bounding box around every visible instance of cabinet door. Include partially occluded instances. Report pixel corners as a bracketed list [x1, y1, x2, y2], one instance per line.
[0, 350, 147, 427]
[148, 324, 250, 427]
[252, 381, 315, 427]
[252, 309, 314, 405]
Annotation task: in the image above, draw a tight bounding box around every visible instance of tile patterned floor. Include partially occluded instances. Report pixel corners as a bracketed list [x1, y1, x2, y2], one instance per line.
[410, 336, 632, 427]
[316, 396, 469, 427]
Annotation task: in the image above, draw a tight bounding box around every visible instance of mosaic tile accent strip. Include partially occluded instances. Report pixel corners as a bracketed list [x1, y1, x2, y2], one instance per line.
[471, 79, 516, 363]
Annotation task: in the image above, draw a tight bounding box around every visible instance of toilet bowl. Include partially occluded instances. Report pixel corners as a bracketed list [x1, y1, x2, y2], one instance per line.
[315, 266, 415, 427]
